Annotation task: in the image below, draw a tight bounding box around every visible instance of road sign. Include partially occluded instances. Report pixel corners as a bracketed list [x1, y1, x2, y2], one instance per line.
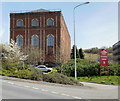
[100, 49, 108, 67]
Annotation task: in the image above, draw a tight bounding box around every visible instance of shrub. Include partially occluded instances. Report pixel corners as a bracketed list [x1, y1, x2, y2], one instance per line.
[1, 62, 83, 85]
[2, 69, 11, 76]
[17, 70, 32, 79]
[54, 59, 120, 77]
[109, 63, 120, 76]
[2, 63, 19, 77]
[43, 73, 82, 85]
[30, 67, 43, 81]
[54, 59, 100, 77]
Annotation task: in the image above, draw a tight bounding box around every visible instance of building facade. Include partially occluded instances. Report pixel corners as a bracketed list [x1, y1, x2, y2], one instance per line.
[113, 41, 120, 64]
[10, 9, 71, 66]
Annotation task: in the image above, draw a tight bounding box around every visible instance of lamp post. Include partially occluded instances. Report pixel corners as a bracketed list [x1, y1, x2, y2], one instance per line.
[73, 2, 90, 80]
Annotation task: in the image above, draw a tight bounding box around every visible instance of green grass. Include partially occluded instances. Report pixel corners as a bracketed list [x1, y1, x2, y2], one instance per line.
[76, 76, 120, 85]
[84, 53, 112, 62]
[84, 53, 99, 61]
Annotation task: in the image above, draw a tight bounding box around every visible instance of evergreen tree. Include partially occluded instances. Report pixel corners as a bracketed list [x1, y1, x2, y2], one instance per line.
[71, 45, 79, 59]
[79, 48, 84, 59]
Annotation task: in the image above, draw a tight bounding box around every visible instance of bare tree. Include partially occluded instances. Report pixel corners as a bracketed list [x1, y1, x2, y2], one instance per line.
[25, 46, 43, 65]
[54, 45, 68, 66]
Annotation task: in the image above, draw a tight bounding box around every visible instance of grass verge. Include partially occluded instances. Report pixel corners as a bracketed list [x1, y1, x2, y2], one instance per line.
[76, 76, 120, 85]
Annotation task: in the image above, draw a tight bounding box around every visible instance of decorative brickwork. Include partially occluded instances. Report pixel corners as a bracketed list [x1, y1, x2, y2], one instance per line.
[10, 9, 71, 66]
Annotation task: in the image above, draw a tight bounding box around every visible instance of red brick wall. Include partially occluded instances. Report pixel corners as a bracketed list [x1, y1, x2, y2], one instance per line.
[10, 10, 71, 65]
[60, 15, 71, 63]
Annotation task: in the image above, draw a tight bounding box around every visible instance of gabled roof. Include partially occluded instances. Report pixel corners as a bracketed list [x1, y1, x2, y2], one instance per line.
[28, 9, 50, 13]
[10, 9, 61, 14]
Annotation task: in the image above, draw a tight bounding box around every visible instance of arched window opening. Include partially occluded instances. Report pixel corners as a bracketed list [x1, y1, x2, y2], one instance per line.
[16, 35, 23, 46]
[47, 18, 54, 26]
[47, 35, 54, 46]
[32, 19, 39, 27]
[31, 35, 39, 46]
[17, 19, 23, 27]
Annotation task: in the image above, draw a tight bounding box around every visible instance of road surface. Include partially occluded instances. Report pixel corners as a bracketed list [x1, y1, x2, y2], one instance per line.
[0, 76, 119, 99]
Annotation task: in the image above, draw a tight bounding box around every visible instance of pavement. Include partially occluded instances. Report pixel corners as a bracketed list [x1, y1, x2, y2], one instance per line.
[80, 81, 118, 90]
[0, 75, 119, 99]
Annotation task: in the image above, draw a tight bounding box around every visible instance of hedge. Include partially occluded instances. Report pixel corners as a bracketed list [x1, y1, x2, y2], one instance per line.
[54, 59, 120, 77]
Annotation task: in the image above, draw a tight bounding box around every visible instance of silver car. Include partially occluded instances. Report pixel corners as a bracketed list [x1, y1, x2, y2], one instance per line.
[35, 65, 52, 72]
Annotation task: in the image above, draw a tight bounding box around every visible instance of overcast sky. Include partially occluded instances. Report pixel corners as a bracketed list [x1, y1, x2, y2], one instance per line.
[0, 1, 118, 49]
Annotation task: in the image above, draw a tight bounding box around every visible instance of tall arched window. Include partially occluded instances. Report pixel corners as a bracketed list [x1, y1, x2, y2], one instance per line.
[47, 18, 54, 26]
[16, 35, 23, 46]
[17, 19, 23, 27]
[32, 19, 39, 27]
[31, 35, 39, 46]
[47, 35, 54, 46]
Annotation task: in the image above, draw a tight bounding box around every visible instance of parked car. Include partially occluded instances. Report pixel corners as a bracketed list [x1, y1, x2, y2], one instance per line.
[35, 65, 52, 72]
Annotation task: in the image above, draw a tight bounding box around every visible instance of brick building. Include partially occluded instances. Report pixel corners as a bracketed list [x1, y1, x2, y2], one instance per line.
[10, 9, 71, 66]
[113, 41, 120, 64]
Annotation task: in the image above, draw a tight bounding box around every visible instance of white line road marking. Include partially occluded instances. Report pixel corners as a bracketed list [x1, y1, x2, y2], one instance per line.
[61, 93, 70, 97]
[72, 96, 82, 99]
[8, 82, 14, 85]
[32, 87, 39, 89]
[0, 80, 5, 82]
[24, 85, 30, 88]
[41, 89, 48, 92]
[51, 91, 59, 94]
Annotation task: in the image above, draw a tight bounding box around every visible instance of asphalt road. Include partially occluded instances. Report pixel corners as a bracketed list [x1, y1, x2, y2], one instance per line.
[0, 76, 119, 99]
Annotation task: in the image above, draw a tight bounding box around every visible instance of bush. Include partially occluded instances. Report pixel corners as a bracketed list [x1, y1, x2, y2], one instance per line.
[43, 73, 82, 85]
[2, 63, 19, 77]
[54, 59, 100, 77]
[30, 67, 43, 81]
[1, 62, 83, 85]
[2, 69, 11, 76]
[109, 63, 120, 76]
[2, 62, 22, 70]
[1, 62, 43, 81]
[17, 70, 32, 79]
[54, 59, 120, 77]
